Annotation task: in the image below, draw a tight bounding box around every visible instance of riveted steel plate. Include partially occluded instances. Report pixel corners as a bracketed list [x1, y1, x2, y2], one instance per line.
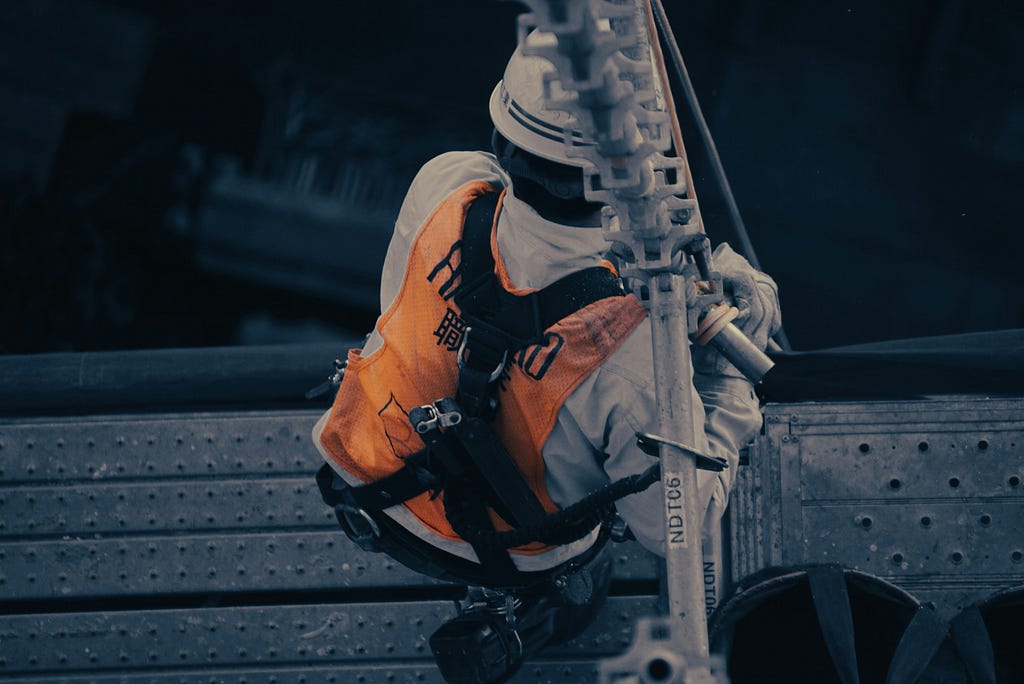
[0, 532, 657, 600]
[797, 432, 1024, 501]
[801, 501, 1024, 574]
[0, 597, 655, 678]
[0, 531, 444, 599]
[0, 666, 449, 684]
[731, 397, 1024, 615]
[1, 476, 335, 537]
[0, 410, 660, 601]
[0, 411, 323, 483]
[0, 662, 601, 683]
[764, 398, 1024, 430]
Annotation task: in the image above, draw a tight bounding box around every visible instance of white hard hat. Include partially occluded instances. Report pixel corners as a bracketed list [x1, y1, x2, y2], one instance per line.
[488, 34, 595, 167]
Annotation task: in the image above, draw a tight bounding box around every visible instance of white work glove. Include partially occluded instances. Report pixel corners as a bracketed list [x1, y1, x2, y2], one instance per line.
[692, 242, 781, 378]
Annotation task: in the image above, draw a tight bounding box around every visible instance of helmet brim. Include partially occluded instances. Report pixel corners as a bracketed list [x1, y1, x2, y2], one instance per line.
[488, 80, 594, 169]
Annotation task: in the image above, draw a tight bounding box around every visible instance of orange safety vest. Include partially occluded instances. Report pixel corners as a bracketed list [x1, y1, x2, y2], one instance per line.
[319, 180, 647, 555]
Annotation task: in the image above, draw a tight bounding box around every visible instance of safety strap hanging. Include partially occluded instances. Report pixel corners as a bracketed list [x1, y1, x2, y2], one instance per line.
[807, 564, 862, 684]
[948, 607, 997, 684]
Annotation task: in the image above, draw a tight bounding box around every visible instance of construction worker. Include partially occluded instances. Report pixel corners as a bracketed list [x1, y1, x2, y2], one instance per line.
[314, 39, 780, 684]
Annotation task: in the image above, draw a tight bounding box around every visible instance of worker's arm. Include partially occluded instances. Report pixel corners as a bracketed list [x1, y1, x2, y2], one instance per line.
[602, 245, 780, 556]
[602, 354, 761, 557]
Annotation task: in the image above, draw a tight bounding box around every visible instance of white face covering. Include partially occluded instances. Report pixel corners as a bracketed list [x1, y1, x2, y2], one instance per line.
[496, 186, 612, 291]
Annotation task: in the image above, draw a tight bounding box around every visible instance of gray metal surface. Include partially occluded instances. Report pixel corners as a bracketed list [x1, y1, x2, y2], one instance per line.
[1, 531, 426, 598]
[0, 410, 658, 601]
[0, 407, 660, 682]
[599, 615, 729, 684]
[0, 664, 600, 683]
[0, 597, 656, 681]
[730, 397, 1024, 618]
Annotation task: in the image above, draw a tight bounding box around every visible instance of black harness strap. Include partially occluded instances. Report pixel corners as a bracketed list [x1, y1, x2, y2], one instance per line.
[443, 474, 521, 582]
[448, 463, 660, 550]
[454, 189, 626, 352]
[452, 190, 509, 419]
[410, 401, 467, 478]
[806, 564, 862, 684]
[317, 453, 436, 513]
[883, 604, 949, 684]
[451, 415, 548, 527]
[948, 606, 997, 684]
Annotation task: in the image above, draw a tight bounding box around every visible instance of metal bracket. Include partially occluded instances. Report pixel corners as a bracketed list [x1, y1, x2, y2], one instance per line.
[599, 615, 730, 683]
[636, 432, 729, 472]
[456, 326, 509, 384]
[333, 503, 381, 551]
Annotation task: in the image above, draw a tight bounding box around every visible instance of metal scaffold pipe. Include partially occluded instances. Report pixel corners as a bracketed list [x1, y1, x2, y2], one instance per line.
[514, 0, 720, 667]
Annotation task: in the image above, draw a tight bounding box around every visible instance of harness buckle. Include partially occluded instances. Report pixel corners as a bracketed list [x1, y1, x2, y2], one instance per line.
[457, 326, 508, 383]
[413, 404, 441, 434]
[412, 402, 464, 435]
[334, 503, 382, 551]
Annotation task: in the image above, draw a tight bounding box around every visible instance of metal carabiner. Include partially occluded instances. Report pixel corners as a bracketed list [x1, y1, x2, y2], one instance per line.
[456, 326, 508, 383]
[413, 404, 441, 434]
[334, 503, 382, 551]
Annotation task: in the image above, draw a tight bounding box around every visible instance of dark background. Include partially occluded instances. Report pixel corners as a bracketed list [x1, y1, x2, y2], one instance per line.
[1, 0, 1021, 355]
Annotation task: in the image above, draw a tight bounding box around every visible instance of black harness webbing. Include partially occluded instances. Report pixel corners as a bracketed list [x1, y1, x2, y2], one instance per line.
[883, 603, 950, 684]
[452, 190, 627, 414]
[318, 187, 654, 583]
[948, 606, 997, 684]
[341, 449, 436, 511]
[807, 564, 862, 684]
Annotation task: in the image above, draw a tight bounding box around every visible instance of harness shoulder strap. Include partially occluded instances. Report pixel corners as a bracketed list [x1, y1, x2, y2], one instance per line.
[455, 188, 627, 346]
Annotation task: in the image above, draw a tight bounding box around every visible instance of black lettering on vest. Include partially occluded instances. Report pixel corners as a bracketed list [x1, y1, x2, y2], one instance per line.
[427, 240, 463, 300]
[515, 332, 564, 381]
[433, 307, 467, 352]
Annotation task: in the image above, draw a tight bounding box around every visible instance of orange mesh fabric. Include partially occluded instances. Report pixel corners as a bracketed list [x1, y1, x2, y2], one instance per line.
[319, 180, 647, 554]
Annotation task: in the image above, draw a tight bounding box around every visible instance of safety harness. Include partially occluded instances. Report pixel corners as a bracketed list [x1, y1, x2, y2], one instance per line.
[317, 190, 663, 585]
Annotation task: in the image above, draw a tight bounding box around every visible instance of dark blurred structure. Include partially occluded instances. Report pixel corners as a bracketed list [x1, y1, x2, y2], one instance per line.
[1, 0, 1021, 354]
